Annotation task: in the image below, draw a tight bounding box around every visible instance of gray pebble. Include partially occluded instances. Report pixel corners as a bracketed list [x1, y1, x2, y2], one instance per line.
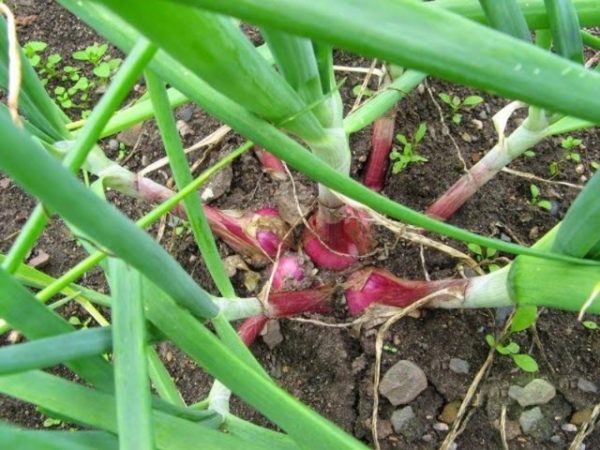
[561, 423, 577, 433]
[509, 379, 556, 407]
[380, 360, 428, 406]
[577, 378, 598, 394]
[449, 358, 470, 375]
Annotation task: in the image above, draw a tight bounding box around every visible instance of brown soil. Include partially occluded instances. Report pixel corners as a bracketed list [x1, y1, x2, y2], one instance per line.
[1, 1, 599, 449]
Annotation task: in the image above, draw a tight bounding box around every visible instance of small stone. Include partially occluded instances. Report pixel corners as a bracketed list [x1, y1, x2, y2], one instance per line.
[421, 434, 433, 443]
[379, 360, 428, 406]
[471, 119, 483, 130]
[439, 401, 461, 424]
[509, 379, 556, 407]
[519, 407, 543, 434]
[460, 132, 472, 143]
[117, 123, 143, 147]
[390, 406, 424, 441]
[377, 420, 393, 439]
[179, 105, 194, 122]
[176, 119, 193, 137]
[575, 164, 585, 174]
[503, 420, 522, 441]
[261, 320, 283, 350]
[449, 358, 470, 375]
[577, 378, 598, 394]
[391, 406, 415, 432]
[519, 407, 553, 440]
[550, 435, 562, 444]
[27, 249, 49, 269]
[108, 138, 119, 151]
[433, 422, 449, 432]
[561, 423, 577, 433]
[199, 164, 232, 202]
[571, 409, 593, 426]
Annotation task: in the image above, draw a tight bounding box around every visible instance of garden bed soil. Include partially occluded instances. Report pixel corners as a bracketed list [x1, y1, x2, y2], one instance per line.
[1, 1, 599, 449]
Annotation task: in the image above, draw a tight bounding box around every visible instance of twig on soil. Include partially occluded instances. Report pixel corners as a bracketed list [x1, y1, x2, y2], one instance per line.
[500, 405, 509, 450]
[424, 81, 468, 174]
[139, 125, 231, 176]
[333, 65, 385, 77]
[0, 3, 22, 126]
[569, 402, 600, 450]
[438, 312, 515, 450]
[371, 289, 459, 450]
[419, 244, 431, 281]
[530, 322, 556, 375]
[350, 59, 379, 112]
[501, 167, 583, 190]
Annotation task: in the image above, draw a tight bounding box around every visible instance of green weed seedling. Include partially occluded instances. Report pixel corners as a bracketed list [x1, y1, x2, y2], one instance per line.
[438, 92, 484, 124]
[351, 84, 375, 98]
[583, 320, 598, 330]
[486, 305, 539, 372]
[389, 122, 428, 174]
[560, 135, 583, 163]
[467, 243, 501, 272]
[529, 184, 552, 211]
[72, 43, 108, 66]
[23, 40, 48, 68]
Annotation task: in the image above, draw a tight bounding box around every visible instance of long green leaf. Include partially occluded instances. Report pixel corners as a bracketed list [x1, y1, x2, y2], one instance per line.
[146, 72, 264, 376]
[0, 253, 110, 306]
[91, 0, 326, 144]
[478, 0, 532, 41]
[0, 371, 258, 450]
[151, 0, 600, 122]
[0, 115, 218, 319]
[431, 0, 600, 28]
[508, 257, 600, 313]
[0, 327, 112, 375]
[0, 424, 118, 450]
[108, 260, 154, 450]
[544, 0, 585, 63]
[56, 0, 599, 265]
[0, 267, 114, 389]
[553, 170, 600, 257]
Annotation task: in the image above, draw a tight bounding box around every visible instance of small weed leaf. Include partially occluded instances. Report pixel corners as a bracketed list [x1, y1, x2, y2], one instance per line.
[496, 341, 520, 355]
[582, 320, 599, 330]
[511, 354, 539, 372]
[511, 305, 537, 333]
[530, 184, 540, 198]
[463, 95, 484, 106]
[468, 243, 482, 256]
[414, 122, 427, 143]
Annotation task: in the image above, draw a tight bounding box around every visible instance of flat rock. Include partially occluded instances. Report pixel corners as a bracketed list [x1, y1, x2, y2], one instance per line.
[449, 358, 470, 375]
[117, 123, 143, 147]
[379, 360, 427, 406]
[390, 407, 424, 442]
[519, 407, 553, 441]
[577, 378, 598, 394]
[509, 378, 556, 407]
[199, 163, 232, 202]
